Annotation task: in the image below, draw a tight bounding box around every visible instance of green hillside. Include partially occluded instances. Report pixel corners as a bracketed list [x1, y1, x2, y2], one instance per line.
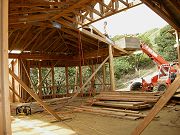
[139, 28, 160, 45]
[112, 25, 177, 89]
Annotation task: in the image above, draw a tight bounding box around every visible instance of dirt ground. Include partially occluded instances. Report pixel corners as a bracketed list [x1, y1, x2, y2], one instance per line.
[12, 103, 180, 135]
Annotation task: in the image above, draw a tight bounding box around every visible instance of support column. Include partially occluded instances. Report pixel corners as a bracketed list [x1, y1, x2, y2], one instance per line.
[11, 60, 16, 102]
[0, 0, 12, 134]
[90, 64, 95, 95]
[108, 45, 115, 91]
[102, 64, 106, 91]
[175, 30, 180, 69]
[79, 65, 83, 95]
[65, 66, 69, 96]
[74, 66, 78, 92]
[18, 59, 22, 99]
[51, 65, 55, 98]
[38, 64, 42, 99]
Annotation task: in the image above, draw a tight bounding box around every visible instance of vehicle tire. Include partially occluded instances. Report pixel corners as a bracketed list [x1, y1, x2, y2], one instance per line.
[130, 82, 142, 91]
[170, 73, 176, 83]
[157, 83, 167, 91]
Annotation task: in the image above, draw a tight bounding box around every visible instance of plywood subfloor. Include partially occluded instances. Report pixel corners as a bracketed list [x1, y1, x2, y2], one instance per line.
[12, 105, 180, 135]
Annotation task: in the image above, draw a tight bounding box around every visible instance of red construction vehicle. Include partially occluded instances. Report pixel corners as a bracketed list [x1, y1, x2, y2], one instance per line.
[130, 43, 178, 92]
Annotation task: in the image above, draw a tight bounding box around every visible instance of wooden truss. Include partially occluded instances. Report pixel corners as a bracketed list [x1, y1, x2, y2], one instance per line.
[141, 0, 180, 31]
[9, 0, 142, 28]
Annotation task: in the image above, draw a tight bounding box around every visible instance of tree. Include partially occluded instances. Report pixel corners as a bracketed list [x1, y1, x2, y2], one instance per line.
[155, 25, 177, 61]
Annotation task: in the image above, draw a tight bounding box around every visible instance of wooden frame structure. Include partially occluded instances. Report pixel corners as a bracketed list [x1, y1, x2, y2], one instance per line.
[0, 0, 12, 134]
[9, 0, 141, 102]
[0, 0, 179, 134]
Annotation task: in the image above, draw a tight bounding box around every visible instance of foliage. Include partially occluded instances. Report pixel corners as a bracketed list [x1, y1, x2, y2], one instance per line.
[114, 54, 153, 79]
[155, 25, 177, 61]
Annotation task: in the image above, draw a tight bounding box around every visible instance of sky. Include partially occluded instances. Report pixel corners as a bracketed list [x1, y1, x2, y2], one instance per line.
[92, 4, 168, 37]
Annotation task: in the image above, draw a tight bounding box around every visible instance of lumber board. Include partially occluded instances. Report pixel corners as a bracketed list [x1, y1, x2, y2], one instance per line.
[95, 97, 158, 103]
[100, 91, 163, 96]
[109, 44, 116, 91]
[96, 94, 160, 99]
[9, 69, 62, 121]
[9, 86, 25, 102]
[80, 105, 140, 114]
[76, 109, 140, 120]
[131, 76, 180, 135]
[74, 106, 142, 120]
[0, 0, 11, 133]
[92, 101, 151, 110]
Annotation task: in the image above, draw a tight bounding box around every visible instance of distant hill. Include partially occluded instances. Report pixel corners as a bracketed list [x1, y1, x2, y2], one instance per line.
[139, 28, 160, 45]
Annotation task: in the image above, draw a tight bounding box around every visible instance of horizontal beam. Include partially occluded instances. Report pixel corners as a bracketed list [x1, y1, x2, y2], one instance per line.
[9, 53, 76, 60]
[141, 0, 180, 31]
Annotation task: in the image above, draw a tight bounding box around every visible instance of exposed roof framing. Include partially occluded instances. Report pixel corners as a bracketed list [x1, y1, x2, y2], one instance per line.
[141, 0, 180, 31]
[8, 0, 179, 66]
[9, 0, 142, 28]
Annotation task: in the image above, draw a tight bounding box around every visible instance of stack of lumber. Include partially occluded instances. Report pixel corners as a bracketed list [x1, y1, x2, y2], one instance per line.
[73, 105, 147, 120]
[69, 91, 163, 120]
[11, 97, 71, 115]
[89, 91, 163, 110]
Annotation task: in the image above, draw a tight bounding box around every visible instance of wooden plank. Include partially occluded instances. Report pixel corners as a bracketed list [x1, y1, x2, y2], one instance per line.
[96, 97, 158, 103]
[79, 65, 83, 95]
[0, 0, 12, 134]
[74, 66, 78, 92]
[9, 69, 62, 121]
[21, 28, 44, 52]
[74, 106, 140, 120]
[100, 91, 163, 96]
[109, 44, 115, 91]
[51, 65, 56, 98]
[141, 0, 179, 31]
[93, 101, 151, 110]
[9, 86, 25, 103]
[175, 30, 180, 69]
[11, 60, 16, 102]
[80, 105, 146, 117]
[38, 64, 43, 99]
[51, 0, 91, 20]
[65, 66, 69, 95]
[80, 105, 140, 114]
[102, 64, 106, 91]
[131, 76, 180, 135]
[96, 94, 160, 99]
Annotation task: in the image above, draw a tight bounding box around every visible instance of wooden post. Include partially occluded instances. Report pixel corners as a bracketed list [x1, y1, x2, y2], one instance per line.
[175, 30, 180, 69]
[131, 76, 180, 135]
[108, 44, 115, 91]
[18, 59, 22, 99]
[0, 0, 12, 134]
[90, 64, 95, 95]
[79, 65, 83, 95]
[9, 69, 62, 121]
[51, 65, 55, 98]
[74, 66, 78, 92]
[102, 64, 106, 91]
[9, 85, 25, 103]
[65, 66, 69, 96]
[11, 60, 16, 102]
[38, 64, 43, 99]
[21, 60, 30, 100]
